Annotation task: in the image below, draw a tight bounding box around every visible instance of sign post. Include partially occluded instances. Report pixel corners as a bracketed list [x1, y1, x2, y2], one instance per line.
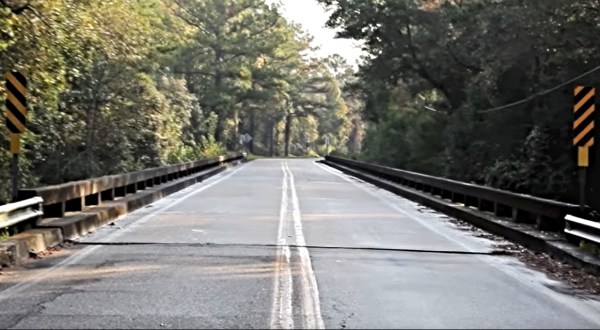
[4, 71, 27, 201]
[573, 85, 595, 211]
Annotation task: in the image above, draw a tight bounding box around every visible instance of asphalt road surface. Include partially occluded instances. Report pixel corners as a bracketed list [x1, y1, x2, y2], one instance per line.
[0, 159, 600, 329]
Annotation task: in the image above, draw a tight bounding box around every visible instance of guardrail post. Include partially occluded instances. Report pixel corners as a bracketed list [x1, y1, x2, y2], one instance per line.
[511, 208, 521, 222]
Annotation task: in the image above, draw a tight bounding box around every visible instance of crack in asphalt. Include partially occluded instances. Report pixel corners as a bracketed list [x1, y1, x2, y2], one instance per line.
[67, 241, 504, 256]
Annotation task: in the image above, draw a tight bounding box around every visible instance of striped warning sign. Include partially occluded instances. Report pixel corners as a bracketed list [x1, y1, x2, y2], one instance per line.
[5, 71, 27, 134]
[573, 86, 595, 147]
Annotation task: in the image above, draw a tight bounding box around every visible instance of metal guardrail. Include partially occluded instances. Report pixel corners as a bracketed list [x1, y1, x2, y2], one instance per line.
[0, 197, 44, 228]
[18, 153, 244, 218]
[324, 156, 581, 231]
[565, 215, 600, 245]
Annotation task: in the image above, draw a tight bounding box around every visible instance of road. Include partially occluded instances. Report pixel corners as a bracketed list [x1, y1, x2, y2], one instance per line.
[0, 158, 599, 329]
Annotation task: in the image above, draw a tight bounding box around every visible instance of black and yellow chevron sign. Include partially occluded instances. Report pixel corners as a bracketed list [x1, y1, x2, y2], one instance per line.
[574, 86, 596, 167]
[5, 71, 27, 134]
[574, 86, 595, 147]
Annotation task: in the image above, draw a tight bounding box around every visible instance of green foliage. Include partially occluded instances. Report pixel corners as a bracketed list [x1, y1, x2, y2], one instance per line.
[0, 228, 9, 241]
[199, 135, 227, 158]
[0, 226, 19, 241]
[319, 0, 600, 204]
[0, 0, 360, 203]
[580, 241, 600, 257]
[357, 85, 447, 174]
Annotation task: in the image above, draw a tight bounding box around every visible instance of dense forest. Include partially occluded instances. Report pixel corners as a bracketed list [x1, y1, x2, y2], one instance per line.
[0, 0, 363, 203]
[2, 0, 599, 208]
[320, 0, 600, 207]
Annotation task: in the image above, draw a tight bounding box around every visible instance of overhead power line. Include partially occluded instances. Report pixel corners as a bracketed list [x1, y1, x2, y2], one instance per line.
[477, 64, 600, 114]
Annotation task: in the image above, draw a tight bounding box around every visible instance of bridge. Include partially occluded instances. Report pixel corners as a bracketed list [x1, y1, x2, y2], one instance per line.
[0, 155, 599, 329]
[2, 0, 600, 328]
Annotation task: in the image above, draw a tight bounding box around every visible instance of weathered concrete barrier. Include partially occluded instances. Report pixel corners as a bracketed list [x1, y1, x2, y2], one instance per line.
[0, 153, 244, 266]
[19, 153, 244, 218]
[323, 156, 600, 275]
[325, 155, 582, 231]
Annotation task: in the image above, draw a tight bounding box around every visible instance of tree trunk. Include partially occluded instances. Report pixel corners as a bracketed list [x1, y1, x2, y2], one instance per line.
[284, 112, 291, 157]
[213, 43, 224, 143]
[249, 109, 255, 153]
[274, 119, 280, 157]
[269, 118, 275, 157]
[215, 114, 225, 143]
[262, 117, 270, 155]
[349, 117, 363, 152]
[85, 61, 104, 178]
[233, 107, 240, 150]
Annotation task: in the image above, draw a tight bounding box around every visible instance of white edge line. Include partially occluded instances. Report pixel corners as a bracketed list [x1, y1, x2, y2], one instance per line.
[313, 160, 600, 326]
[313, 161, 482, 252]
[286, 162, 325, 329]
[0, 164, 245, 301]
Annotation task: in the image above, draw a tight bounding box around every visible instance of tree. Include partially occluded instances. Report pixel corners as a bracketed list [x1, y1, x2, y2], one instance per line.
[318, 0, 600, 205]
[0, 0, 357, 203]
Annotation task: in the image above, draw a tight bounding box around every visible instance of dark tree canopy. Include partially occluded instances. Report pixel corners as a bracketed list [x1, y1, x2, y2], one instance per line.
[318, 0, 600, 206]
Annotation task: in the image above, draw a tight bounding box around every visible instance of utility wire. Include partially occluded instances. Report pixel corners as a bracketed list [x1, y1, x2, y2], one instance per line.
[477, 64, 600, 114]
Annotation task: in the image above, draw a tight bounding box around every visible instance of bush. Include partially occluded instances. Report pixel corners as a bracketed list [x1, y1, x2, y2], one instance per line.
[199, 135, 227, 158]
